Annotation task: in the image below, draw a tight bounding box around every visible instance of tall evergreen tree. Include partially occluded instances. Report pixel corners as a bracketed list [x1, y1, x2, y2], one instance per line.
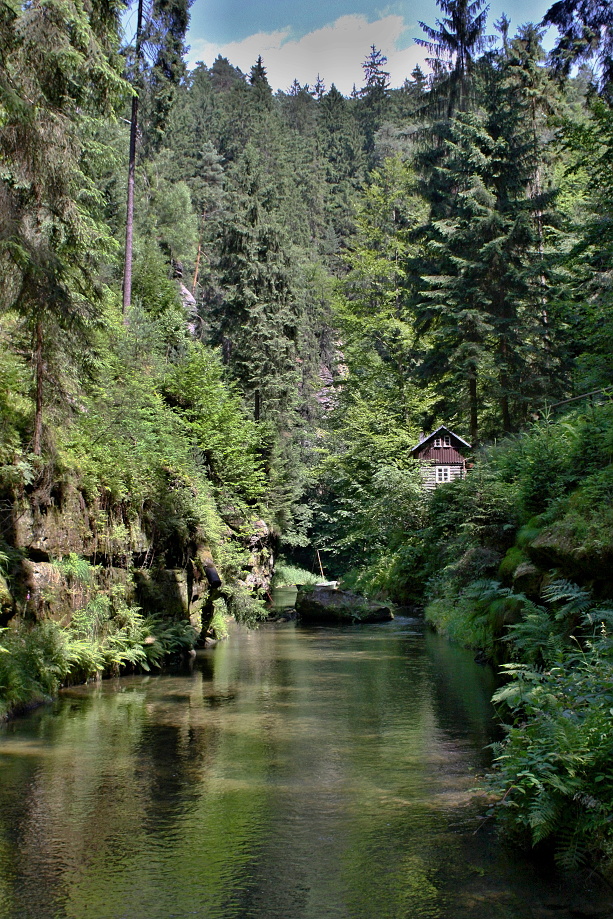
[339, 156, 429, 424]
[357, 46, 392, 160]
[213, 144, 299, 424]
[0, 0, 125, 454]
[249, 56, 273, 112]
[542, 0, 613, 98]
[317, 86, 365, 244]
[122, 0, 191, 313]
[416, 49, 561, 440]
[417, 0, 492, 117]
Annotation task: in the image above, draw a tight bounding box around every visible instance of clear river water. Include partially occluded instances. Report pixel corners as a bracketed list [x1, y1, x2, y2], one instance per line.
[0, 617, 611, 919]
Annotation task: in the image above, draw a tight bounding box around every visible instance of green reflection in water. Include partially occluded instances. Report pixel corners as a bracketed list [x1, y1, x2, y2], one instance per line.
[0, 619, 583, 919]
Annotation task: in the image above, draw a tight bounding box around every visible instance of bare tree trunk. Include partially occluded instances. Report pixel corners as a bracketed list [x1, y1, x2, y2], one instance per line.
[33, 321, 44, 455]
[192, 234, 202, 295]
[469, 368, 478, 446]
[499, 334, 512, 433]
[122, 0, 143, 317]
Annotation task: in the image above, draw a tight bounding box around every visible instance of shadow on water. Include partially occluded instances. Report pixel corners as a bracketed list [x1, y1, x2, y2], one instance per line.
[0, 618, 611, 919]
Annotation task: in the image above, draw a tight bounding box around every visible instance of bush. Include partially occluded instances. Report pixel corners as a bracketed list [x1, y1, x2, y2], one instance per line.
[0, 621, 71, 718]
[271, 563, 321, 587]
[485, 585, 613, 870]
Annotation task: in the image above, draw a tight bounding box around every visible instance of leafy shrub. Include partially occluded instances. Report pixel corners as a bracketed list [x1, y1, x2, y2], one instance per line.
[271, 563, 321, 587]
[223, 582, 267, 628]
[0, 621, 71, 718]
[208, 600, 229, 640]
[0, 583, 199, 717]
[485, 585, 613, 870]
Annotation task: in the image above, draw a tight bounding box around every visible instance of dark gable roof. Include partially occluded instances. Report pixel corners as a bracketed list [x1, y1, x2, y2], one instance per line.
[409, 425, 471, 456]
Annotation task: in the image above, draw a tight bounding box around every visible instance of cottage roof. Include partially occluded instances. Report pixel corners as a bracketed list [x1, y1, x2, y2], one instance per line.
[409, 425, 471, 456]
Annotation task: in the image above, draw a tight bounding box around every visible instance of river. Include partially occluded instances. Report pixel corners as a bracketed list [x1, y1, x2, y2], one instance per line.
[0, 617, 610, 919]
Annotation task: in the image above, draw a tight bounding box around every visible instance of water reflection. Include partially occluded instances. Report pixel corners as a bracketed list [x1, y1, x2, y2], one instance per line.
[0, 619, 608, 919]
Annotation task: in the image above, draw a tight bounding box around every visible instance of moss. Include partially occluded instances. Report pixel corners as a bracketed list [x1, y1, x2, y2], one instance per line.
[516, 517, 545, 548]
[498, 546, 527, 582]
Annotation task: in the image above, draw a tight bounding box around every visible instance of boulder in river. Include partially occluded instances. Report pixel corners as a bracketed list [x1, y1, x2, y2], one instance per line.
[296, 586, 393, 624]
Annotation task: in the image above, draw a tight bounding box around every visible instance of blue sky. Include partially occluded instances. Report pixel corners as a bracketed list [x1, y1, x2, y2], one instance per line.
[181, 0, 559, 94]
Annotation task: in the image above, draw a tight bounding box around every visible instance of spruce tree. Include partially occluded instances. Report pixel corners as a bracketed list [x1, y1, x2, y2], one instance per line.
[357, 46, 392, 161]
[122, 0, 191, 313]
[340, 156, 429, 425]
[213, 144, 299, 424]
[0, 0, 125, 454]
[542, 0, 613, 98]
[417, 0, 492, 117]
[416, 47, 562, 440]
[317, 86, 365, 244]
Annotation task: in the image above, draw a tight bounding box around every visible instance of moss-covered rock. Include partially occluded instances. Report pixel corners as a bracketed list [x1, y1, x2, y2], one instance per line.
[19, 560, 69, 620]
[526, 521, 612, 581]
[512, 561, 543, 595]
[498, 546, 526, 582]
[296, 586, 393, 624]
[12, 486, 94, 558]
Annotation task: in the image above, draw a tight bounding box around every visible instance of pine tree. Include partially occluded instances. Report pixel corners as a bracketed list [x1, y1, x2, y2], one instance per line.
[0, 0, 125, 454]
[416, 49, 562, 440]
[357, 46, 392, 160]
[249, 56, 273, 112]
[122, 0, 191, 313]
[213, 144, 299, 424]
[339, 156, 429, 425]
[542, 0, 613, 98]
[317, 86, 366, 243]
[417, 0, 492, 117]
[312, 74, 326, 100]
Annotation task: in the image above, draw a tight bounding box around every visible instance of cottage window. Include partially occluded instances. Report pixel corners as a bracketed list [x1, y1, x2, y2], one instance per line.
[436, 466, 451, 483]
[433, 436, 451, 448]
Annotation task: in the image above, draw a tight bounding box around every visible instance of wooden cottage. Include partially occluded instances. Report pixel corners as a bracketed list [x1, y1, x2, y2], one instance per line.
[410, 425, 471, 489]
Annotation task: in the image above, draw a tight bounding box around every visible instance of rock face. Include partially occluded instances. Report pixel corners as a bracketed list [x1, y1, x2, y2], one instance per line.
[1, 481, 273, 628]
[296, 586, 393, 624]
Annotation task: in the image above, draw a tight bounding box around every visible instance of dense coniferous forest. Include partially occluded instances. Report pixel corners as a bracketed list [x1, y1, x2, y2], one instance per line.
[2, 0, 613, 874]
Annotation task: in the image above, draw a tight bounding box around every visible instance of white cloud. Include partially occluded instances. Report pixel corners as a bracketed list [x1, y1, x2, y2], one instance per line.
[187, 14, 426, 95]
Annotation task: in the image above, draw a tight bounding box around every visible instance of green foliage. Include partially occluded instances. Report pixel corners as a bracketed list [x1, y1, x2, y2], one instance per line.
[486, 588, 613, 870]
[413, 405, 613, 652]
[271, 563, 321, 588]
[0, 620, 71, 718]
[164, 343, 266, 512]
[0, 598, 199, 718]
[53, 552, 95, 585]
[222, 581, 266, 629]
[61, 577, 199, 679]
[2, 1, 613, 873]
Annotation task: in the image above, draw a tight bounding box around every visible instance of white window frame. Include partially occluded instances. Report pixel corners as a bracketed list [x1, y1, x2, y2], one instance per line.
[433, 437, 442, 447]
[443, 435, 451, 447]
[436, 466, 451, 483]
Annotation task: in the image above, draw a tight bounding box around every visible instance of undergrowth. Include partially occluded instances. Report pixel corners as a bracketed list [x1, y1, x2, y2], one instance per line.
[484, 580, 613, 872]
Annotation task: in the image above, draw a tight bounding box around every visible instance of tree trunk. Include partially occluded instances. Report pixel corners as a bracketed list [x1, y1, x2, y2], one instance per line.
[499, 337, 512, 433]
[33, 321, 44, 455]
[122, 0, 143, 317]
[192, 236, 202, 296]
[468, 368, 478, 446]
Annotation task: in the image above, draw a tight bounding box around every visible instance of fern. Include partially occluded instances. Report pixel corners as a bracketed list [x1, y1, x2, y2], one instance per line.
[541, 579, 591, 621]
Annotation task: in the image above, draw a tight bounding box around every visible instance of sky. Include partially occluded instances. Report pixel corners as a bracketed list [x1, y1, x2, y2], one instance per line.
[181, 0, 559, 95]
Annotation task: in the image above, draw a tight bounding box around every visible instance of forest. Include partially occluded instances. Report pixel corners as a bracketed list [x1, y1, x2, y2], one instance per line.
[2, 0, 613, 877]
